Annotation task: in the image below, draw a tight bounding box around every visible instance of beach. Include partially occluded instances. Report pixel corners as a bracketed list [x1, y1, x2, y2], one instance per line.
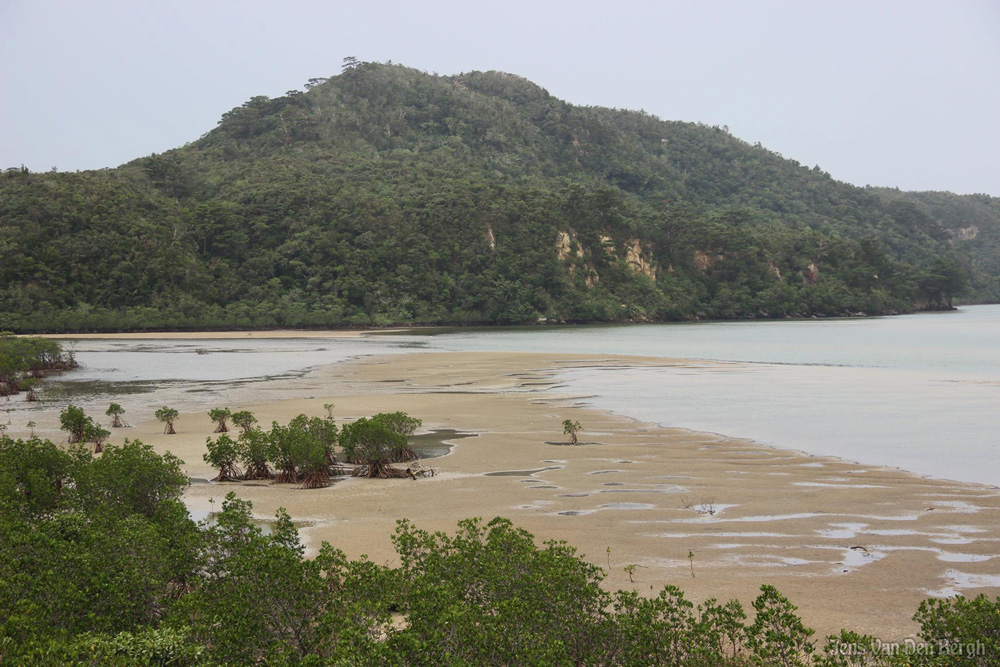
[60, 347, 999, 641]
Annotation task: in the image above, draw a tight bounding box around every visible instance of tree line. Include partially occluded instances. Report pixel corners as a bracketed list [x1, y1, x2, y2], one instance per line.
[203, 408, 428, 485]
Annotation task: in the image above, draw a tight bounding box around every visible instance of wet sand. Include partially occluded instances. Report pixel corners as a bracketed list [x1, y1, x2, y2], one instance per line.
[18, 350, 1000, 640]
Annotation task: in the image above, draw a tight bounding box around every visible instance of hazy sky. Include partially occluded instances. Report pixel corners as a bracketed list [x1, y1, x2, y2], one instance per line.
[2, 0, 997, 195]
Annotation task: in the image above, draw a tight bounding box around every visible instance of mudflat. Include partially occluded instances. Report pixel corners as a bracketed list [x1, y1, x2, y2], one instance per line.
[68, 350, 1000, 640]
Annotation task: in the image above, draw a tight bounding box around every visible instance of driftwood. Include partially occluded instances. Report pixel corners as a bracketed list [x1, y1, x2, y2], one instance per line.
[407, 461, 436, 478]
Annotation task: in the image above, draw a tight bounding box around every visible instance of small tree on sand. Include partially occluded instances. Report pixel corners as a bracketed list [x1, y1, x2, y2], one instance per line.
[292, 414, 338, 488]
[267, 416, 333, 488]
[86, 422, 111, 454]
[563, 419, 583, 445]
[106, 402, 128, 428]
[295, 431, 332, 489]
[371, 412, 421, 462]
[23, 379, 39, 402]
[237, 427, 273, 480]
[340, 416, 416, 478]
[209, 407, 232, 433]
[59, 405, 92, 444]
[205, 433, 242, 481]
[374, 411, 422, 437]
[156, 407, 179, 435]
[267, 421, 302, 485]
[295, 414, 339, 466]
[231, 410, 257, 436]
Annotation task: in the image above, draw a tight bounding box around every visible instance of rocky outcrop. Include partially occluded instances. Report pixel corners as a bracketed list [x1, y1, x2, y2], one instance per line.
[556, 230, 584, 261]
[556, 230, 598, 286]
[559, 233, 656, 284]
[802, 261, 820, 285]
[951, 225, 979, 241]
[624, 239, 656, 280]
[599, 235, 616, 256]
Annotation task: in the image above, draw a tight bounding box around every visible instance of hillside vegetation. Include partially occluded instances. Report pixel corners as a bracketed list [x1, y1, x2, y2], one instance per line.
[1, 60, 995, 332]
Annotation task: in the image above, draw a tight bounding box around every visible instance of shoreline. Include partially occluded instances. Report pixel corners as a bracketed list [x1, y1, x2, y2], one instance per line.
[35, 328, 406, 340]
[564, 408, 1000, 493]
[46, 349, 996, 642]
[19, 303, 977, 340]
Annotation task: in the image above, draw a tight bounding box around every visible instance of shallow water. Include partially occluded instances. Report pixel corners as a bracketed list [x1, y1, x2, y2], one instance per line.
[409, 429, 476, 459]
[56, 337, 429, 384]
[429, 305, 1000, 487]
[11, 306, 999, 488]
[12, 336, 430, 427]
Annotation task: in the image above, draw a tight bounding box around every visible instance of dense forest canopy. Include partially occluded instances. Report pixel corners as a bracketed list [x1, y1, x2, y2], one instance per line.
[1, 61, 997, 332]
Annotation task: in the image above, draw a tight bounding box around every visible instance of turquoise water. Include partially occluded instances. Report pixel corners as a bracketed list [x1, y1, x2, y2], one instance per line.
[428, 306, 1000, 487]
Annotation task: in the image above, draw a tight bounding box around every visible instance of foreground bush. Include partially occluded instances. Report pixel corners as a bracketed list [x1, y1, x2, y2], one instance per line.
[1, 434, 996, 665]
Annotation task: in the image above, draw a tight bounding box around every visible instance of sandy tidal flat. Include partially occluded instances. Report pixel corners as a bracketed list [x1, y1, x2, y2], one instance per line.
[42, 351, 1000, 640]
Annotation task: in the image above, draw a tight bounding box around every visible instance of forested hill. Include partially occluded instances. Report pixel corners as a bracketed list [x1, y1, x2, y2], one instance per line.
[868, 188, 1000, 281]
[1, 61, 995, 332]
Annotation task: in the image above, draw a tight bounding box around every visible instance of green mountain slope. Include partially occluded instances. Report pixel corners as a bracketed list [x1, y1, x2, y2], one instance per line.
[867, 187, 1000, 302]
[0, 62, 993, 332]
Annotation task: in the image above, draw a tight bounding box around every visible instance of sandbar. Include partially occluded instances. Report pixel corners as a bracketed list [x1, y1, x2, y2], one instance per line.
[16, 351, 1000, 640]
